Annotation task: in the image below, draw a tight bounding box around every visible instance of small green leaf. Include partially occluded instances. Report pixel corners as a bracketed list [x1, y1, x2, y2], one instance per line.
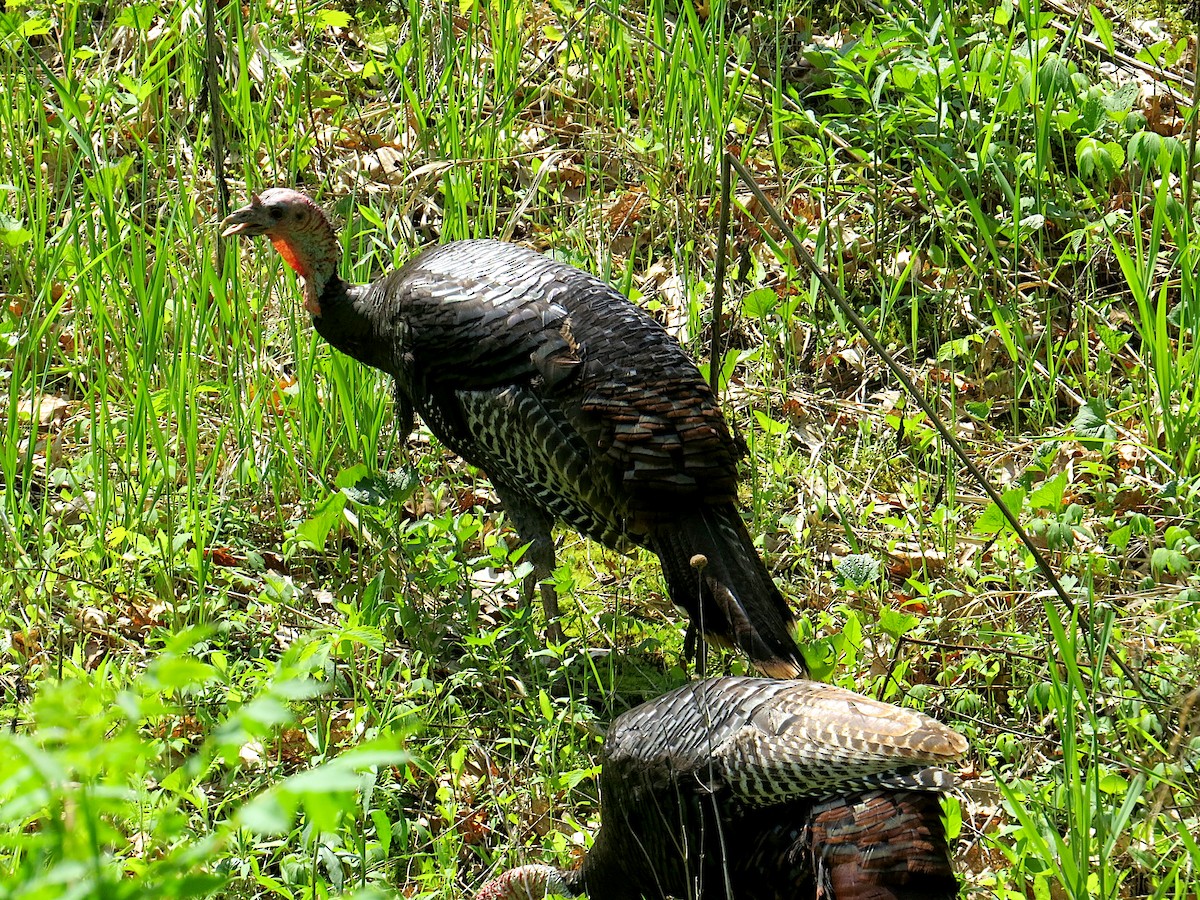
[1029, 472, 1067, 512]
[965, 400, 991, 419]
[236, 793, 295, 835]
[82, 156, 135, 198]
[1071, 398, 1116, 448]
[1164, 525, 1198, 550]
[1151, 546, 1190, 576]
[942, 795, 963, 840]
[339, 467, 419, 506]
[754, 410, 789, 436]
[1108, 523, 1131, 551]
[937, 336, 978, 361]
[1159, 136, 1185, 174]
[974, 486, 1027, 536]
[0, 211, 31, 247]
[1165, 37, 1188, 67]
[1128, 131, 1161, 171]
[114, 4, 156, 29]
[842, 610, 862, 648]
[1129, 513, 1155, 536]
[797, 636, 838, 682]
[1098, 771, 1129, 794]
[147, 657, 218, 690]
[1076, 136, 1117, 182]
[357, 203, 386, 229]
[878, 606, 920, 639]
[835, 553, 880, 587]
[1045, 518, 1075, 550]
[264, 45, 303, 70]
[295, 491, 347, 550]
[1088, 5, 1115, 57]
[1078, 93, 1103, 133]
[313, 9, 352, 28]
[891, 61, 919, 91]
[1037, 54, 1072, 99]
[227, 696, 295, 731]
[1136, 39, 1171, 67]
[372, 809, 394, 855]
[1102, 82, 1138, 116]
[741, 287, 777, 319]
[4, 14, 51, 40]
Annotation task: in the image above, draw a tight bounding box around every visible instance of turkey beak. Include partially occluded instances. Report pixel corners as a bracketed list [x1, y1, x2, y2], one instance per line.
[220, 197, 268, 238]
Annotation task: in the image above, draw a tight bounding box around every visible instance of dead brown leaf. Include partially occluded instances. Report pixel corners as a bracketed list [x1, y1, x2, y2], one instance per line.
[543, 161, 588, 189]
[529, 795, 553, 838]
[239, 740, 266, 769]
[259, 550, 288, 572]
[1115, 441, 1145, 471]
[153, 715, 206, 743]
[327, 708, 355, 749]
[887, 542, 947, 578]
[17, 394, 70, 427]
[83, 637, 107, 670]
[361, 145, 407, 185]
[604, 187, 648, 233]
[78, 606, 108, 630]
[12, 628, 43, 659]
[456, 807, 491, 844]
[122, 599, 168, 637]
[277, 728, 310, 765]
[1143, 92, 1184, 137]
[205, 547, 239, 568]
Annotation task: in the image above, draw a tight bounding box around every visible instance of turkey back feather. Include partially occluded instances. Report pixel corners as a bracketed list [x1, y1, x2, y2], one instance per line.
[345, 241, 743, 523]
[808, 790, 958, 900]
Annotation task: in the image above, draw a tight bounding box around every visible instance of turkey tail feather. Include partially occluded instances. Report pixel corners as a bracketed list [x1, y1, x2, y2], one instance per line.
[649, 505, 804, 678]
[810, 790, 958, 900]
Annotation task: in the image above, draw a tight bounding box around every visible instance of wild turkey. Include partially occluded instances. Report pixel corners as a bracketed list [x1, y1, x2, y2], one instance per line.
[477, 677, 967, 900]
[221, 189, 805, 677]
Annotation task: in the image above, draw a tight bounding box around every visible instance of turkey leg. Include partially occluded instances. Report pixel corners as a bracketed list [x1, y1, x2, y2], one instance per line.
[497, 489, 564, 644]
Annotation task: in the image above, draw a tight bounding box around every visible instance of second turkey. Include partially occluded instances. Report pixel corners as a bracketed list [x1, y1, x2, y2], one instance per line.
[221, 188, 806, 678]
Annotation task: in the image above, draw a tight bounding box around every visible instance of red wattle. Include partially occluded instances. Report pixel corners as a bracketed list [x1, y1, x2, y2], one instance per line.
[270, 236, 309, 278]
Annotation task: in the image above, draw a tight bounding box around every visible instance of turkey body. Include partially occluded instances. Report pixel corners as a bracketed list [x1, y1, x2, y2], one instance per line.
[479, 677, 966, 900]
[222, 189, 805, 677]
[320, 240, 739, 553]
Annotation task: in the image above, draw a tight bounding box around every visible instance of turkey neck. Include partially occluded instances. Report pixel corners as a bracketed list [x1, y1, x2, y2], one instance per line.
[309, 277, 397, 376]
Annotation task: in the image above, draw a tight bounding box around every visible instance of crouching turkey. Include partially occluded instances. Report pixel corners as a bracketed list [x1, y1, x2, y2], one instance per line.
[221, 189, 805, 677]
[478, 677, 967, 900]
